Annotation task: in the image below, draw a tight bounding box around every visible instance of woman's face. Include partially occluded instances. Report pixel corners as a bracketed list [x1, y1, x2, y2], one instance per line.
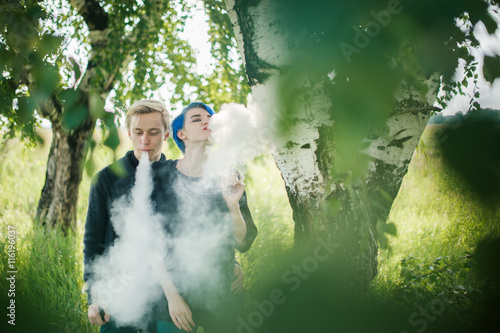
[178, 107, 212, 147]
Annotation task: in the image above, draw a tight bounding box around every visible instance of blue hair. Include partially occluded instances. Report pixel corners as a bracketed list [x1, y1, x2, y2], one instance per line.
[172, 102, 215, 153]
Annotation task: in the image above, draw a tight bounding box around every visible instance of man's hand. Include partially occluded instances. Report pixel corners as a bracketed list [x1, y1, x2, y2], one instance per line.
[230, 264, 244, 294]
[168, 294, 196, 332]
[88, 303, 110, 326]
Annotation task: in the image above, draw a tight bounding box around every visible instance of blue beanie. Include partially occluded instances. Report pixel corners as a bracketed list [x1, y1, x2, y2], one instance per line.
[172, 102, 215, 153]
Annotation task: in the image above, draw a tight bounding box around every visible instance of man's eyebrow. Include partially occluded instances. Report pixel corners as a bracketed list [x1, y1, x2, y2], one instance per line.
[133, 127, 161, 130]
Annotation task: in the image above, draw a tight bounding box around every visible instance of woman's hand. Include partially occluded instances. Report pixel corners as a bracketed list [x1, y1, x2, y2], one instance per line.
[230, 264, 245, 294]
[222, 173, 245, 209]
[168, 294, 196, 332]
[222, 173, 248, 246]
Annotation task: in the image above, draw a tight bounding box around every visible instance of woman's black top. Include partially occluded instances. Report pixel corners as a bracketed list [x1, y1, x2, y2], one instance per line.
[152, 160, 257, 311]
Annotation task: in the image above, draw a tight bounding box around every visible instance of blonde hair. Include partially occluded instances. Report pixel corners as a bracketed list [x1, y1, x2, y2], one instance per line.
[125, 99, 170, 134]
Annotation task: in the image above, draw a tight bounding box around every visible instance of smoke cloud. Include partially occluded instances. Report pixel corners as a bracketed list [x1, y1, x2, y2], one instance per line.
[88, 100, 274, 329]
[204, 102, 273, 179]
[89, 153, 166, 329]
[165, 176, 234, 311]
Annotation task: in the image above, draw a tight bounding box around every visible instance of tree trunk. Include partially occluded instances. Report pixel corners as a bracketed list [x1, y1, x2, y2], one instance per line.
[36, 118, 95, 233]
[225, 0, 438, 293]
[24, 0, 176, 233]
[34, 0, 126, 232]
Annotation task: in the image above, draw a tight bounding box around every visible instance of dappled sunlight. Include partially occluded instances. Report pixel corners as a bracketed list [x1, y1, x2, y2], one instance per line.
[380, 123, 500, 277]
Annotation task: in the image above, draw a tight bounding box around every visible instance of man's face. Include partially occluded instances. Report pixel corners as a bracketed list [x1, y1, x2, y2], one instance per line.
[128, 112, 169, 161]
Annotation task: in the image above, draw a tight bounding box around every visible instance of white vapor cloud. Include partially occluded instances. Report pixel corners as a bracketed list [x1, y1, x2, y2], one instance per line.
[89, 153, 166, 329]
[204, 101, 274, 179]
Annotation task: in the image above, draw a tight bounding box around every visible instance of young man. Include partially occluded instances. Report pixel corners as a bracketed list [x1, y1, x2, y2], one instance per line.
[83, 99, 172, 332]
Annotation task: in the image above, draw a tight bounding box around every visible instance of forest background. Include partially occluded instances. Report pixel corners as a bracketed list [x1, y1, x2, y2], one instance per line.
[1, 0, 500, 332]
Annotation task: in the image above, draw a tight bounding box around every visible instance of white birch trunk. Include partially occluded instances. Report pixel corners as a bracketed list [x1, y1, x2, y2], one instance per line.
[225, 0, 439, 290]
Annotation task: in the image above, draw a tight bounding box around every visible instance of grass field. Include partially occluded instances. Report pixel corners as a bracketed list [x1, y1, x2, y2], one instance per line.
[0, 125, 498, 332]
[379, 125, 500, 272]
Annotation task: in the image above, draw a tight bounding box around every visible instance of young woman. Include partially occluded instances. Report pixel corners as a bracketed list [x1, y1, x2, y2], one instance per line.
[153, 102, 257, 333]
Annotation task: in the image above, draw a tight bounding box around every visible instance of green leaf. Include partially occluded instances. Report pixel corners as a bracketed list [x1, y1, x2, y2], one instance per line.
[379, 189, 393, 203]
[62, 105, 88, 130]
[384, 223, 397, 236]
[85, 158, 96, 178]
[104, 127, 120, 151]
[481, 13, 498, 35]
[483, 55, 500, 84]
[69, 58, 81, 84]
[38, 35, 62, 54]
[89, 92, 105, 119]
[17, 96, 35, 123]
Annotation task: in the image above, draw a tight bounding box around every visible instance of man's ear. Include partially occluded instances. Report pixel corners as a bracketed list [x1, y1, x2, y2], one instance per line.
[164, 132, 170, 141]
[127, 128, 132, 139]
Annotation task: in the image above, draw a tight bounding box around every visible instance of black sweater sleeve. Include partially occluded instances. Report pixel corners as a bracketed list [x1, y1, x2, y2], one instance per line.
[82, 172, 110, 304]
[235, 191, 258, 253]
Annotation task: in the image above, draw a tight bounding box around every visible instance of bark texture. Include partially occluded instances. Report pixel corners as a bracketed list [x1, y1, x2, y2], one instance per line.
[36, 119, 95, 231]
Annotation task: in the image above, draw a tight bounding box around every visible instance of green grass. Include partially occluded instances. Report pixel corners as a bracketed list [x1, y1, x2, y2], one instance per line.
[237, 155, 294, 300]
[0, 134, 96, 332]
[0, 131, 293, 332]
[378, 125, 500, 276]
[371, 125, 500, 324]
[0, 125, 498, 331]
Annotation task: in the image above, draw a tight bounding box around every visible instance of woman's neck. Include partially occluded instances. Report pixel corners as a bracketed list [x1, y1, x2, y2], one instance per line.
[176, 143, 208, 177]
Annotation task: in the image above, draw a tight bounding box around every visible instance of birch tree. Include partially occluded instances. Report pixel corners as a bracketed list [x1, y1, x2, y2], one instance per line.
[0, 0, 248, 232]
[223, 0, 499, 292]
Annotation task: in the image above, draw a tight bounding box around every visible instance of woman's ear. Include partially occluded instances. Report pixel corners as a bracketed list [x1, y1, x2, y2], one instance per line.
[177, 129, 186, 141]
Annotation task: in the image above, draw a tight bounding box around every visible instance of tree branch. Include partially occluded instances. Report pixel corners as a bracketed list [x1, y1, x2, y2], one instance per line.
[69, 0, 108, 31]
[71, 0, 169, 99]
[394, 106, 442, 115]
[96, 0, 169, 96]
